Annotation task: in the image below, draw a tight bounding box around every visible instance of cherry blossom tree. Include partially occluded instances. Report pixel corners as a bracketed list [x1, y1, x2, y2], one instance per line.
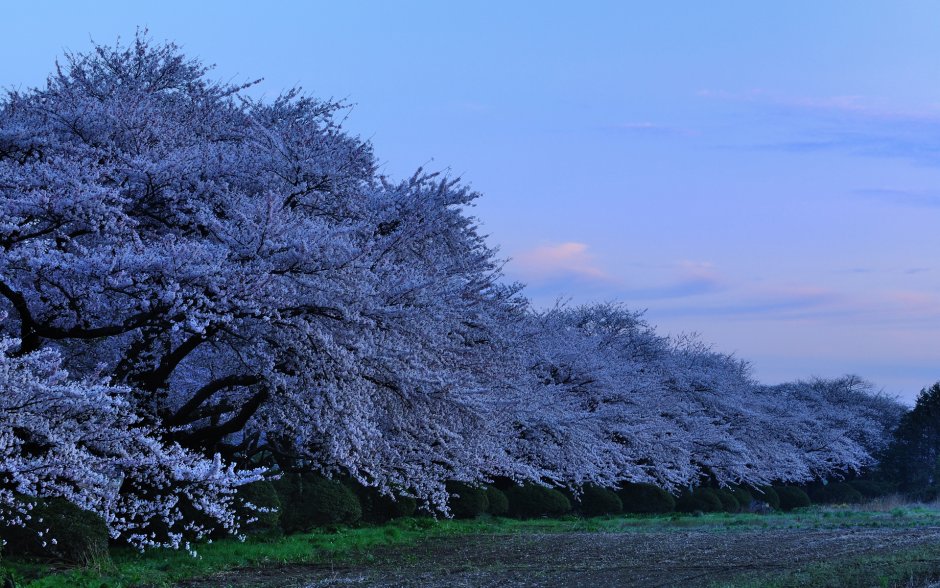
[510, 304, 902, 491]
[0, 331, 262, 549]
[0, 33, 523, 514]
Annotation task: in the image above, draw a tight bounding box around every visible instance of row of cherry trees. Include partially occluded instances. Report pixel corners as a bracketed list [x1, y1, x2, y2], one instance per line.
[0, 35, 903, 548]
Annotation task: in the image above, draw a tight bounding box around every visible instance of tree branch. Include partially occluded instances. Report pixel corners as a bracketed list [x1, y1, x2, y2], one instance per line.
[168, 374, 259, 426]
[178, 388, 269, 449]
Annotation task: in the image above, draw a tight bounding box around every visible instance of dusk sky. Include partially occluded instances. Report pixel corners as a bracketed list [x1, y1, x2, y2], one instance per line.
[4, 1, 939, 402]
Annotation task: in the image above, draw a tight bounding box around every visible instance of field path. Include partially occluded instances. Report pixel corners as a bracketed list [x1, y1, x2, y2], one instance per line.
[179, 526, 940, 587]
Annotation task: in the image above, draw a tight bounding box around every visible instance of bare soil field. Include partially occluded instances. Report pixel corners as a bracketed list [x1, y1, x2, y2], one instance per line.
[181, 525, 940, 587]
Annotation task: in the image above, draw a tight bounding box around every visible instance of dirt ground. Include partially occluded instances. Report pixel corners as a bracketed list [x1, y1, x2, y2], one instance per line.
[180, 526, 940, 587]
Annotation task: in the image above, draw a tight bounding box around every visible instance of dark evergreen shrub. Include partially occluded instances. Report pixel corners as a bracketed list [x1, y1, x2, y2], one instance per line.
[810, 482, 862, 504]
[754, 486, 780, 510]
[576, 485, 623, 517]
[713, 488, 740, 512]
[802, 481, 825, 500]
[447, 482, 489, 519]
[351, 483, 417, 524]
[490, 476, 515, 491]
[774, 486, 811, 511]
[850, 480, 894, 499]
[486, 486, 509, 516]
[877, 382, 940, 494]
[918, 487, 940, 502]
[391, 496, 419, 519]
[675, 488, 722, 513]
[236, 480, 282, 534]
[730, 487, 754, 510]
[0, 498, 109, 565]
[912, 487, 940, 503]
[618, 483, 675, 514]
[505, 484, 572, 518]
[274, 473, 362, 533]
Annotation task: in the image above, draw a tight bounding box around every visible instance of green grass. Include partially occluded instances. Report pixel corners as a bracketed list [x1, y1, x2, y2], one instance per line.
[3, 517, 521, 587]
[6, 506, 940, 587]
[714, 543, 940, 588]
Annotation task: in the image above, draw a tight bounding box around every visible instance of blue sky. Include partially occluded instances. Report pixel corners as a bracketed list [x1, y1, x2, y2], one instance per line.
[4, 1, 940, 402]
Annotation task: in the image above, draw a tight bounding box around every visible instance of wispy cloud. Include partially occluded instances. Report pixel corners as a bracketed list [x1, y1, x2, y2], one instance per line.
[652, 283, 940, 327]
[854, 188, 940, 208]
[699, 89, 940, 166]
[510, 242, 610, 282]
[834, 265, 933, 276]
[699, 89, 940, 121]
[513, 243, 940, 333]
[619, 260, 724, 300]
[884, 290, 940, 315]
[512, 249, 732, 304]
[655, 284, 842, 320]
[610, 121, 696, 137]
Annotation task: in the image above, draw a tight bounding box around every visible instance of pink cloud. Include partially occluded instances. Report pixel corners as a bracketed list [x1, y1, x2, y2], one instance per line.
[510, 242, 610, 282]
[676, 260, 721, 283]
[883, 290, 940, 316]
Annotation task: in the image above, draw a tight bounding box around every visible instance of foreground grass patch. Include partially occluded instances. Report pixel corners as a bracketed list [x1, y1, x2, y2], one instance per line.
[6, 506, 940, 587]
[715, 543, 940, 588]
[4, 517, 559, 587]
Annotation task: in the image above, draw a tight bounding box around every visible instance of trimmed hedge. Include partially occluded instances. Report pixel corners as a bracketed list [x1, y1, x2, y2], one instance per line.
[236, 481, 282, 534]
[730, 487, 754, 511]
[505, 484, 571, 519]
[576, 485, 623, 517]
[676, 488, 722, 513]
[274, 473, 361, 533]
[447, 482, 489, 519]
[811, 482, 862, 505]
[486, 486, 509, 516]
[351, 484, 417, 524]
[774, 486, 811, 511]
[618, 483, 675, 514]
[714, 488, 740, 513]
[850, 480, 894, 499]
[754, 486, 780, 510]
[0, 498, 109, 565]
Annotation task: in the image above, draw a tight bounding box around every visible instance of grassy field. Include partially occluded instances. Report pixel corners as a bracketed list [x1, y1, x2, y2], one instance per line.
[716, 544, 940, 588]
[6, 504, 940, 587]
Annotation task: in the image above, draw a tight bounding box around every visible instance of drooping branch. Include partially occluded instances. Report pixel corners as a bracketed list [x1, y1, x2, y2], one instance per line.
[0, 279, 41, 353]
[168, 374, 259, 426]
[134, 328, 214, 392]
[0, 278, 160, 354]
[35, 311, 158, 340]
[177, 388, 270, 449]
